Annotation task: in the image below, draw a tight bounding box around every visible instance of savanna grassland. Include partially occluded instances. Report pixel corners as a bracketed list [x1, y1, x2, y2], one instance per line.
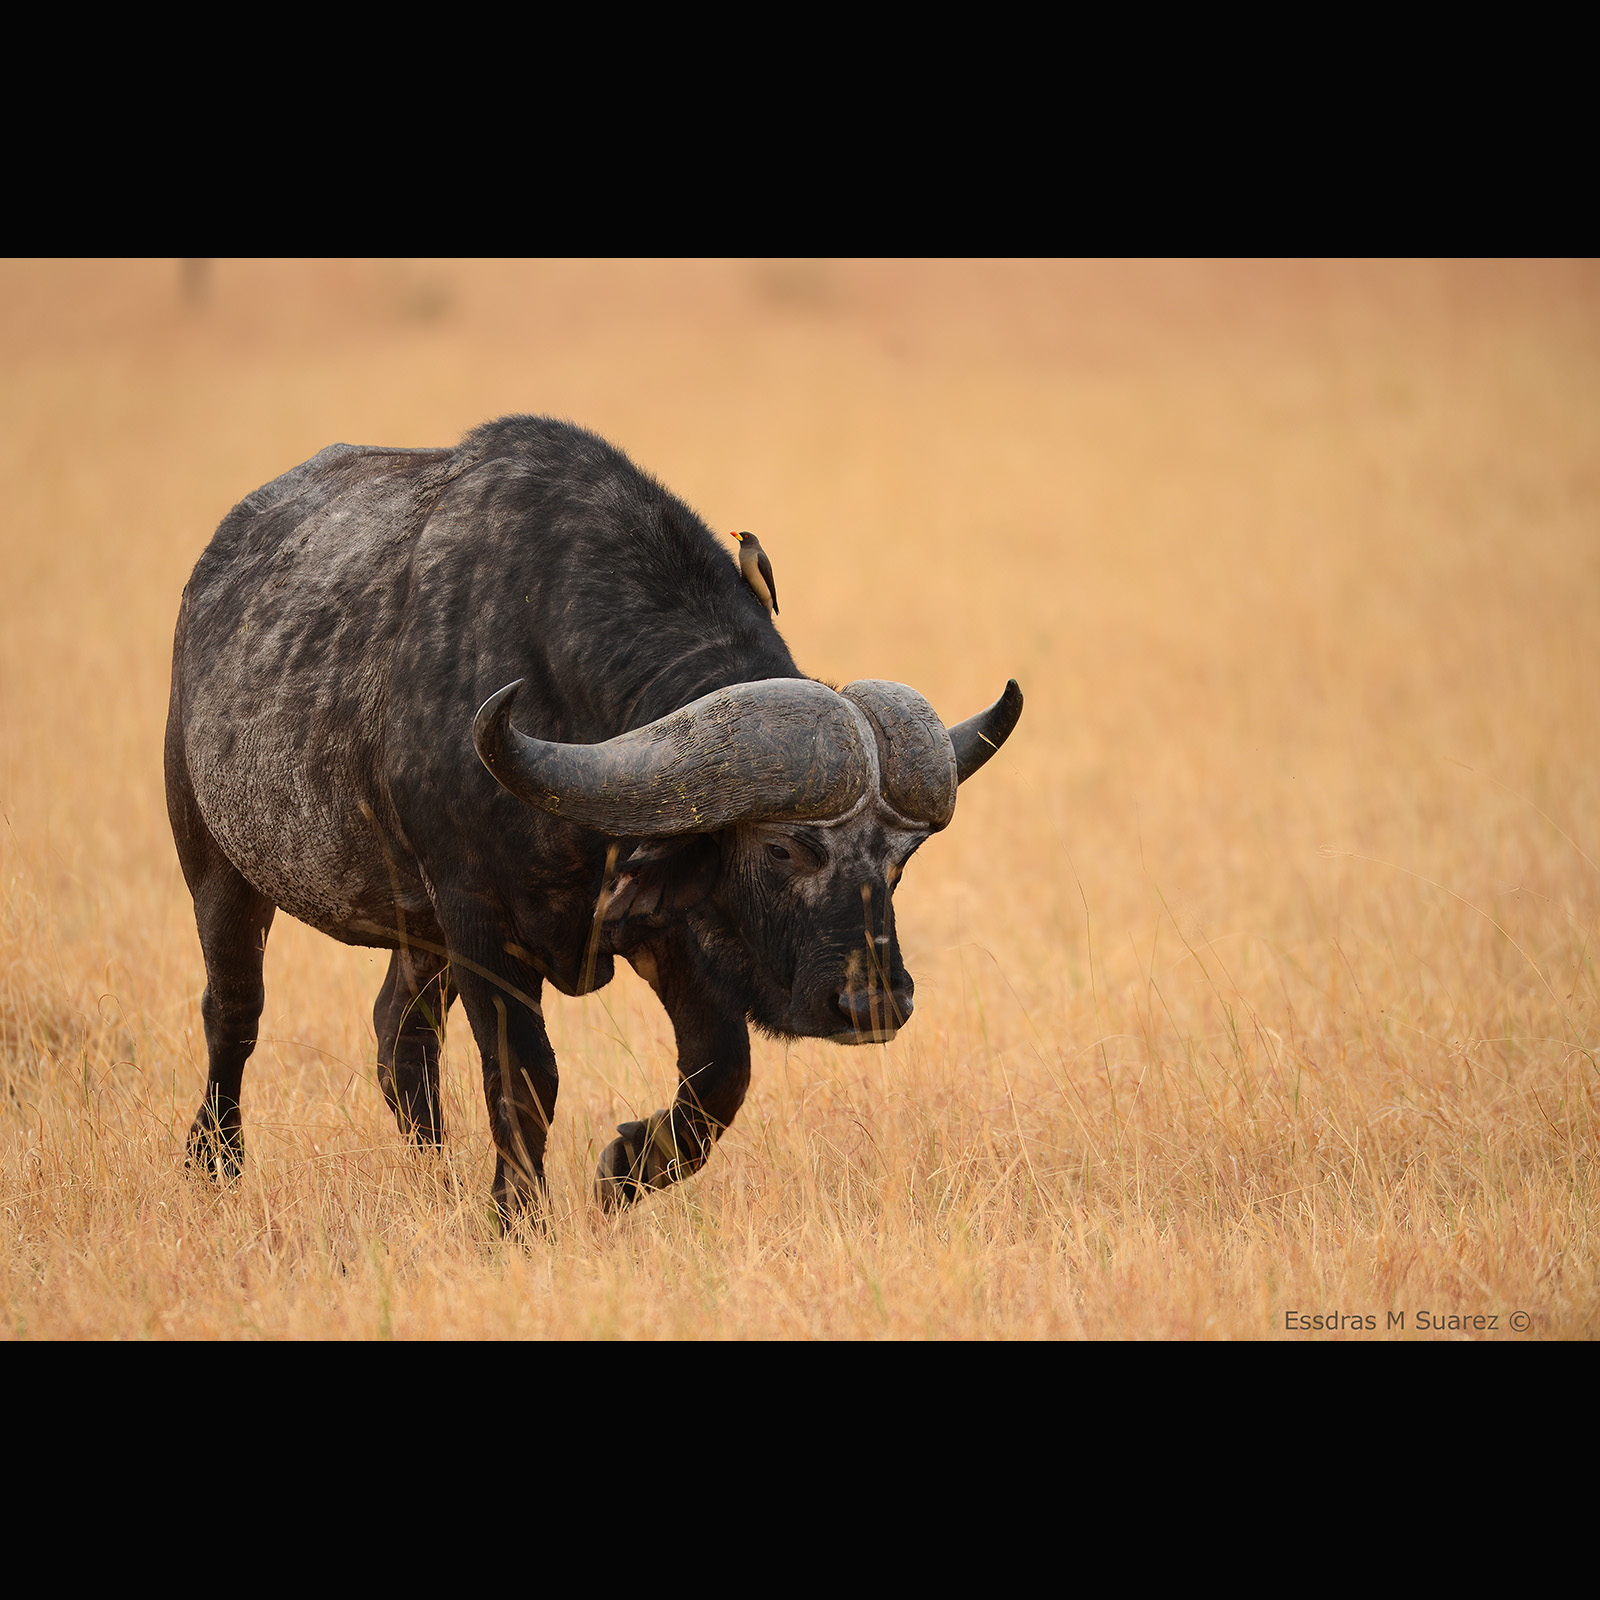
[2, 259, 1596, 1339]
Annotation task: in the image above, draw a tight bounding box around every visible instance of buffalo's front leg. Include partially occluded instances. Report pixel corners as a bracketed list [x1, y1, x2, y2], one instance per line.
[598, 931, 751, 1211]
[448, 952, 556, 1228]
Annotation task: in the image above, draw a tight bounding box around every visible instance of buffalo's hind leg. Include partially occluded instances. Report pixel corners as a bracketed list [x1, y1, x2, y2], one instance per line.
[374, 947, 455, 1144]
[184, 862, 276, 1182]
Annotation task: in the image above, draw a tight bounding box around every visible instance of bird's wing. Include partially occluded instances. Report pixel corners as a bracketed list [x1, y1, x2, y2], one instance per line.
[757, 549, 779, 613]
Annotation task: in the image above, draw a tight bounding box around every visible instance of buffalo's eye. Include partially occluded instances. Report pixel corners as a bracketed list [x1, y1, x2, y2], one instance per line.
[767, 843, 792, 863]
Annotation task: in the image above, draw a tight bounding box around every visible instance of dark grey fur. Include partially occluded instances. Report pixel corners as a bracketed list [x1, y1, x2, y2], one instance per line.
[165, 416, 1022, 1221]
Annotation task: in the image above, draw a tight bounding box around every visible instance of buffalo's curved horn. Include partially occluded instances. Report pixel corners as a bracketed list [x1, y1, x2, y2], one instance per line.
[473, 678, 873, 836]
[840, 680, 958, 830]
[947, 679, 1024, 783]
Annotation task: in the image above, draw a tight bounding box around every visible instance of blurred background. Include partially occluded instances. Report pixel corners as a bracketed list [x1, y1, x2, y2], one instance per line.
[2, 261, 1597, 1335]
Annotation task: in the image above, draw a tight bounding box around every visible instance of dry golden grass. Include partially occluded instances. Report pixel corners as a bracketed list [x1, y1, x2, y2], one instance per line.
[2, 259, 1596, 1339]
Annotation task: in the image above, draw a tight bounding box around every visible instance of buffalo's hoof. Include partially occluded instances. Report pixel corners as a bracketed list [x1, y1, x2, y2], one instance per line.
[596, 1110, 691, 1211]
[496, 1199, 552, 1242]
[394, 1112, 445, 1148]
[596, 1119, 649, 1211]
[186, 1113, 243, 1183]
[491, 1155, 550, 1237]
[377, 1066, 444, 1146]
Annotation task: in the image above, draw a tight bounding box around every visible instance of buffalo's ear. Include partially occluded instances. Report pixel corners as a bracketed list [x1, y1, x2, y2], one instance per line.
[603, 835, 719, 922]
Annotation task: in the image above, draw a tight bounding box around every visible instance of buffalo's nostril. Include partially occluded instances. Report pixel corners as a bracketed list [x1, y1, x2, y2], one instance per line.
[835, 989, 915, 1025]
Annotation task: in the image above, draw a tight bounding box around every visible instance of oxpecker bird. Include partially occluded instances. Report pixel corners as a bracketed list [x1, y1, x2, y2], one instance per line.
[730, 530, 779, 615]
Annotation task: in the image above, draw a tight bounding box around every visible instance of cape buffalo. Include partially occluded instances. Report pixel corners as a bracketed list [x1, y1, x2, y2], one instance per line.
[165, 416, 1022, 1222]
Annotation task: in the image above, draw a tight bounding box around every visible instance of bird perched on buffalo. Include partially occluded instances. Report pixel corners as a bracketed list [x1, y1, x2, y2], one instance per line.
[729, 530, 779, 615]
